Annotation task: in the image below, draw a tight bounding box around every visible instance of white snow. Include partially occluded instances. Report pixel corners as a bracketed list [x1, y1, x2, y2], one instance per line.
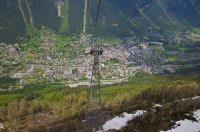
[192, 95, 200, 100]
[175, 95, 200, 102]
[160, 110, 200, 132]
[152, 104, 163, 108]
[103, 110, 146, 131]
[0, 122, 4, 129]
[194, 110, 200, 121]
[181, 98, 189, 101]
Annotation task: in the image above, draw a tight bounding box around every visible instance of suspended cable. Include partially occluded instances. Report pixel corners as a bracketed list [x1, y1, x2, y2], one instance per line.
[119, 0, 149, 31]
[92, 0, 102, 38]
[89, 0, 158, 40]
[141, 0, 158, 16]
[117, 0, 158, 36]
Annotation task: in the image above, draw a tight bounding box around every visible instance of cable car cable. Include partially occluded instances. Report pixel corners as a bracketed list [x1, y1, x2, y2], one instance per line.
[119, 0, 149, 32]
[141, 0, 158, 17]
[116, 0, 158, 36]
[92, 0, 102, 38]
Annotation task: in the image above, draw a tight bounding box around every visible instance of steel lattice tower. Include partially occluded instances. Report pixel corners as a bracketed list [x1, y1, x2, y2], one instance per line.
[84, 44, 104, 132]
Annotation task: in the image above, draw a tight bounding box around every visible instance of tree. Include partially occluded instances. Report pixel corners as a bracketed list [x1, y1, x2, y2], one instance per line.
[7, 100, 19, 121]
[19, 98, 28, 115]
[0, 106, 7, 121]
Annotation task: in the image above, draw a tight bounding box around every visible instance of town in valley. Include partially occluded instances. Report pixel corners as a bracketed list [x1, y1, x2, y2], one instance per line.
[0, 29, 200, 90]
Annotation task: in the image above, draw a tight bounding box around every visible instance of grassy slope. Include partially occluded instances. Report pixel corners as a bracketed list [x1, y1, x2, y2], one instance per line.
[59, 0, 69, 35]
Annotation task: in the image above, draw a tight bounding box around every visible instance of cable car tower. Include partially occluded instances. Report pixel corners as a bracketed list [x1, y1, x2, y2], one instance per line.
[84, 43, 103, 132]
[82, 0, 158, 131]
[83, 0, 104, 131]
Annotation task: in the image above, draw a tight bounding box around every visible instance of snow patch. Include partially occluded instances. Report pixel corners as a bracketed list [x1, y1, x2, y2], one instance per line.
[152, 104, 163, 108]
[192, 95, 200, 100]
[181, 98, 189, 101]
[103, 110, 146, 131]
[160, 110, 200, 132]
[0, 122, 4, 129]
[194, 110, 200, 120]
[176, 95, 200, 102]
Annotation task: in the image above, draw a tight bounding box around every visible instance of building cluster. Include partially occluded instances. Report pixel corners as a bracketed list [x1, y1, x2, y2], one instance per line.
[0, 30, 200, 87]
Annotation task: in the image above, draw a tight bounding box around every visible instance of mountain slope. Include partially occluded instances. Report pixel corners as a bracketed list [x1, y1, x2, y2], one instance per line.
[94, 0, 200, 37]
[0, 0, 200, 43]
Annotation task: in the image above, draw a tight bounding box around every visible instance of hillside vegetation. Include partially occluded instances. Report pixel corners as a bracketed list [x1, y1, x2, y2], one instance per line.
[0, 72, 200, 131]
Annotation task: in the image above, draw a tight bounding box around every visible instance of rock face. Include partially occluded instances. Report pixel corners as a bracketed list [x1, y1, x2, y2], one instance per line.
[0, 0, 200, 43]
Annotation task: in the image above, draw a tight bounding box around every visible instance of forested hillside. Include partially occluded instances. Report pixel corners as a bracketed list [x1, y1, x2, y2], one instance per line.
[0, 0, 60, 43]
[0, 0, 200, 43]
[0, 73, 200, 131]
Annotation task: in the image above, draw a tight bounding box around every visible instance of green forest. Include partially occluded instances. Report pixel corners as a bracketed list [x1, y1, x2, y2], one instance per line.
[1, 0, 200, 43]
[0, 72, 200, 131]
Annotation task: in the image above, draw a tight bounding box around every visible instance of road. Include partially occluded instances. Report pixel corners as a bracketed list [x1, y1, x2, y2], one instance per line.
[68, 71, 138, 87]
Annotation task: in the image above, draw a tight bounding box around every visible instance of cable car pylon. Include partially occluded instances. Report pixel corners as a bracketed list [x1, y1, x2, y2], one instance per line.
[83, 0, 105, 131]
[83, 44, 104, 132]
